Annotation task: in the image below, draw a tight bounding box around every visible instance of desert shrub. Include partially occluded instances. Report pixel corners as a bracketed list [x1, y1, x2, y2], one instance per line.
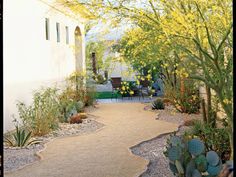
[66, 71, 96, 107]
[58, 87, 85, 122]
[84, 84, 96, 106]
[17, 87, 61, 136]
[164, 79, 200, 114]
[152, 98, 165, 110]
[184, 121, 231, 163]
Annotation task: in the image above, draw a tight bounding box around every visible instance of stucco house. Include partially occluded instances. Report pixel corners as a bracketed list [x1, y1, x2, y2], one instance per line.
[3, 0, 88, 132]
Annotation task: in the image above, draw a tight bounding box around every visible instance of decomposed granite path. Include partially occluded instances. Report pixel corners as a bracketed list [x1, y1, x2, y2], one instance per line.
[5, 103, 179, 177]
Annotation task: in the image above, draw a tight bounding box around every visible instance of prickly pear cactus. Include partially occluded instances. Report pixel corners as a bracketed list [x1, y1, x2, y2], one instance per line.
[194, 155, 208, 172]
[164, 135, 224, 177]
[207, 159, 223, 176]
[188, 139, 205, 156]
[206, 151, 220, 166]
[168, 146, 182, 161]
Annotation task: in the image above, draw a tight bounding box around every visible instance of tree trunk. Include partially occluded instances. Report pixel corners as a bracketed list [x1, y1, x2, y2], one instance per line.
[201, 99, 207, 123]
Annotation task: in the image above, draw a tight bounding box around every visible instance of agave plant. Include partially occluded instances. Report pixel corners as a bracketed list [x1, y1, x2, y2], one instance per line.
[152, 98, 165, 110]
[4, 125, 41, 148]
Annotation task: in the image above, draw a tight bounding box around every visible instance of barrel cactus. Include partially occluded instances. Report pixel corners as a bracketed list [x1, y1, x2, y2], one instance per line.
[164, 135, 224, 177]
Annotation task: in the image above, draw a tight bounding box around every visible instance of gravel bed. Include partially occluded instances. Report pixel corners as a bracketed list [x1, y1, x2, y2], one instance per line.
[131, 104, 202, 177]
[4, 113, 104, 173]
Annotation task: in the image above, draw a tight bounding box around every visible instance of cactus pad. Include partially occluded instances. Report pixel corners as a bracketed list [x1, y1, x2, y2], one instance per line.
[192, 169, 202, 177]
[206, 151, 220, 166]
[186, 160, 196, 177]
[188, 139, 204, 156]
[167, 146, 182, 161]
[207, 161, 222, 176]
[170, 136, 182, 147]
[195, 155, 207, 172]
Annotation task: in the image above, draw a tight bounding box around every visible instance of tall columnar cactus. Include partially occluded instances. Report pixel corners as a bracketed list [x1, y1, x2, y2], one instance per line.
[164, 135, 225, 177]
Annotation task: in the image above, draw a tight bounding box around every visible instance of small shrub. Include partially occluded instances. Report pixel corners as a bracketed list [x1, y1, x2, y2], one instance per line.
[4, 123, 41, 147]
[152, 98, 165, 110]
[68, 114, 83, 124]
[17, 87, 61, 136]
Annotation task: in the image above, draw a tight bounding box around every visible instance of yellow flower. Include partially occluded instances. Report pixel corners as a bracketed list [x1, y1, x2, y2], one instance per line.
[130, 91, 134, 95]
[120, 91, 123, 94]
[223, 99, 232, 104]
[146, 74, 152, 80]
[122, 86, 126, 91]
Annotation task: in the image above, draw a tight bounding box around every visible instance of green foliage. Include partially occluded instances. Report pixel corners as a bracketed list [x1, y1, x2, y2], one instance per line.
[94, 74, 107, 84]
[17, 87, 61, 136]
[184, 121, 231, 162]
[165, 79, 201, 114]
[164, 134, 223, 176]
[118, 81, 136, 97]
[152, 98, 165, 110]
[86, 41, 106, 72]
[4, 123, 41, 147]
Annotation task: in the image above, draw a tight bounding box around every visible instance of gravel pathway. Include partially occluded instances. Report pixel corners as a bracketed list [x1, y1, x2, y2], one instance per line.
[4, 109, 104, 173]
[131, 104, 202, 177]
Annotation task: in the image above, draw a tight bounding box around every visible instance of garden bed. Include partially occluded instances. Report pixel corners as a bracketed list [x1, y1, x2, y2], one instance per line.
[4, 110, 104, 173]
[131, 104, 202, 177]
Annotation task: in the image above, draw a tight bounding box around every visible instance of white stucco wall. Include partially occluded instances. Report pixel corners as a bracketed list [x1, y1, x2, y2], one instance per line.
[3, 0, 86, 132]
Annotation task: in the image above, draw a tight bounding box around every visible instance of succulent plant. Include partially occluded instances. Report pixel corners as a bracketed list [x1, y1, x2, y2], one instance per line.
[206, 151, 220, 166]
[152, 98, 165, 110]
[207, 160, 222, 176]
[192, 169, 202, 177]
[168, 146, 182, 161]
[188, 139, 205, 156]
[164, 135, 224, 177]
[195, 155, 208, 172]
[170, 136, 183, 147]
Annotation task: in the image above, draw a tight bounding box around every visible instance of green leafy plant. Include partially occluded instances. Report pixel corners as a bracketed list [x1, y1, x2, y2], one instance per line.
[164, 134, 224, 176]
[4, 124, 41, 147]
[184, 121, 231, 163]
[17, 87, 61, 136]
[152, 98, 165, 110]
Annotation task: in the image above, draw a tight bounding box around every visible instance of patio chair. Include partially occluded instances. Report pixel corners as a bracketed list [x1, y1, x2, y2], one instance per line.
[110, 77, 122, 99]
[138, 78, 151, 99]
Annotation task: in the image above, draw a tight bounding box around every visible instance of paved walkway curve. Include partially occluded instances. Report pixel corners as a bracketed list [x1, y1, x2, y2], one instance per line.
[5, 103, 178, 177]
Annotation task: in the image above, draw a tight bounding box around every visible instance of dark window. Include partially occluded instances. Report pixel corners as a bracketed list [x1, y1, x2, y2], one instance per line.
[65, 26, 69, 44]
[56, 22, 60, 42]
[45, 18, 50, 40]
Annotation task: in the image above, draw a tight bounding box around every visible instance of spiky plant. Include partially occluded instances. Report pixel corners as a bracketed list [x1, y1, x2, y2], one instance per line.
[4, 125, 41, 148]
